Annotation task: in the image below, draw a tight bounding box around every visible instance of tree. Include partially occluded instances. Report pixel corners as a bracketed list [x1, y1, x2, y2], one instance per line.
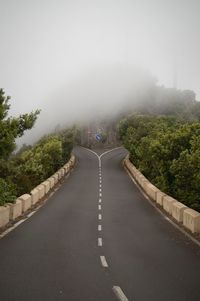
[0, 89, 40, 159]
[118, 115, 200, 211]
[0, 178, 16, 206]
[0, 89, 40, 202]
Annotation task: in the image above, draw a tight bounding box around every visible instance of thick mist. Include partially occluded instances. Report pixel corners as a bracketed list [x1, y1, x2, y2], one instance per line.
[0, 0, 200, 144]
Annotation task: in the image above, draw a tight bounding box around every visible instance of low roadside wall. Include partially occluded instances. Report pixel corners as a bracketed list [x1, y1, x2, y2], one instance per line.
[124, 155, 200, 234]
[0, 154, 75, 230]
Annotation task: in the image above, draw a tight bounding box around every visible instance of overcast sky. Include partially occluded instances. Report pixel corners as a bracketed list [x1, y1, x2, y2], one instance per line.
[0, 0, 200, 141]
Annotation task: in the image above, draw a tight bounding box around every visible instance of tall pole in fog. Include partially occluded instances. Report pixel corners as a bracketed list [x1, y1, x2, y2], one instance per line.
[87, 124, 90, 148]
[173, 52, 178, 89]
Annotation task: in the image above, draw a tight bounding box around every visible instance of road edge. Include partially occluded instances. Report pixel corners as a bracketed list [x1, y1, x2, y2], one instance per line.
[124, 157, 200, 248]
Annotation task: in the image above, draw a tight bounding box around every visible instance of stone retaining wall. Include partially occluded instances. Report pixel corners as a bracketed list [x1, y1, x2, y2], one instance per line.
[124, 156, 200, 234]
[0, 154, 75, 230]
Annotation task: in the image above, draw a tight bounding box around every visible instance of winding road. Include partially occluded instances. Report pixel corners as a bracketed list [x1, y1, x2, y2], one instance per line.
[0, 146, 200, 301]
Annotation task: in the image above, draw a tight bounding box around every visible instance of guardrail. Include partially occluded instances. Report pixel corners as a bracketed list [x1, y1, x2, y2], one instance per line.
[0, 155, 76, 230]
[124, 155, 200, 234]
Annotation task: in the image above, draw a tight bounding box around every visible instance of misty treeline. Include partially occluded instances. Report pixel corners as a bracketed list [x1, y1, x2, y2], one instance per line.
[1, 76, 200, 208]
[122, 83, 200, 121]
[118, 115, 200, 212]
[0, 89, 79, 205]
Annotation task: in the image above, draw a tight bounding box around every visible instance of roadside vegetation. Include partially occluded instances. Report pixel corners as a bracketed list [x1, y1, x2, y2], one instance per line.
[0, 89, 79, 206]
[118, 115, 200, 212]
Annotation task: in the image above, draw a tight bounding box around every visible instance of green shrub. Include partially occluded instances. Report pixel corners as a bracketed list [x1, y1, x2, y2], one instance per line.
[0, 178, 16, 206]
[118, 115, 200, 211]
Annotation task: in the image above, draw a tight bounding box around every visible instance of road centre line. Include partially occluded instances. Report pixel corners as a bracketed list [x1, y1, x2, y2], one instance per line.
[99, 193, 102, 197]
[82, 146, 122, 168]
[112, 286, 129, 301]
[98, 205, 101, 210]
[98, 237, 103, 246]
[98, 224, 102, 231]
[100, 256, 108, 267]
[98, 214, 102, 220]
[99, 199, 102, 203]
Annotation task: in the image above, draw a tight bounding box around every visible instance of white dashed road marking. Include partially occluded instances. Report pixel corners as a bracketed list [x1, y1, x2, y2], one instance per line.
[112, 286, 129, 301]
[98, 205, 101, 210]
[98, 214, 102, 220]
[98, 225, 102, 231]
[100, 256, 108, 267]
[98, 237, 103, 246]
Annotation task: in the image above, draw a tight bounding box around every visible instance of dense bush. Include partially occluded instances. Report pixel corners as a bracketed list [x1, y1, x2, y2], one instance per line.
[8, 128, 77, 197]
[0, 89, 40, 160]
[0, 178, 16, 206]
[118, 115, 200, 211]
[0, 129, 78, 200]
[0, 89, 78, 204]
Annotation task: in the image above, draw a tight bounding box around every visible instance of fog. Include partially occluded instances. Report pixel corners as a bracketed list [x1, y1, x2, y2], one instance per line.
[0, 0, 200, 143]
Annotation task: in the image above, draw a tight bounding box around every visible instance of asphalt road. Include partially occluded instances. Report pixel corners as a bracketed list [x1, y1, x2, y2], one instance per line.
[0, 146, 200, 301]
